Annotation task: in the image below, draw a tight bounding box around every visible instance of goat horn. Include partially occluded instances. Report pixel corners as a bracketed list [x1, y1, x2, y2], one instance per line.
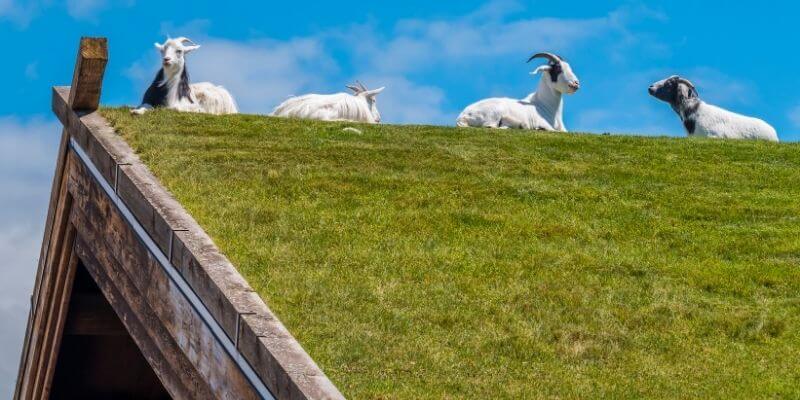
[346, 84, 361, 93]
[176, 37, 197, 46]
[527, 52, 561, 64]
[357, 80, 368, 91]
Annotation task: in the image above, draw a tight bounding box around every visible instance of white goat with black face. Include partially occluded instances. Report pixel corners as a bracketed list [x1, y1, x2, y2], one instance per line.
[131, 37, 238, 115]
[271, 81, 385, 124]
[649, 75, 778, 142]
[457, 52, 580, 131]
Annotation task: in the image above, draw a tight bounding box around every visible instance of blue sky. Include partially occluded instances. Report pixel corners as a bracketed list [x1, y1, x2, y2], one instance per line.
[2, 0, 799, 394]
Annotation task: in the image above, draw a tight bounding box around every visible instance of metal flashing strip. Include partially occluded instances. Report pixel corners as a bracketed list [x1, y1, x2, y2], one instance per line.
[70, 138, 275, 400]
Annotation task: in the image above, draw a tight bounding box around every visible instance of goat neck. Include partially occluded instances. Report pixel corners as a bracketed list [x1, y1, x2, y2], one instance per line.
[161, 64, 193, 105]
[528, 76, 564, 129]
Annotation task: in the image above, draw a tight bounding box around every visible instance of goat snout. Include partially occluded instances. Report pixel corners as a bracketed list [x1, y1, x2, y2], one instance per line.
[648, 86, 656, 95]
[568, 81, 580, 92]
[163, 57, 173, 65]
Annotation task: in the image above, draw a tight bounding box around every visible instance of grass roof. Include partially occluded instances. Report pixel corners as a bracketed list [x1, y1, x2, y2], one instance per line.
[102, 108, 800, 399]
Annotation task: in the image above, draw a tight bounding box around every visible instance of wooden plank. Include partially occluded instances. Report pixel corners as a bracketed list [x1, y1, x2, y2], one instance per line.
[72, 235, 195, 400]
[14, 127, 67, 400]
[239, 314, 344, 400]
[16, 37, 108, 399]
[30, 223, 76, 400]
[18, 161, 74, 400]
[67, 155, 261, 400]
[68, 37, 108, 111]
[116, 164, 156, 239]
[39, 243, 79, 399]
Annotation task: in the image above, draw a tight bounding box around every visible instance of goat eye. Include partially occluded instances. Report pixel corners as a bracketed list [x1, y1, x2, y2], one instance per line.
[176, 50, 183, 54]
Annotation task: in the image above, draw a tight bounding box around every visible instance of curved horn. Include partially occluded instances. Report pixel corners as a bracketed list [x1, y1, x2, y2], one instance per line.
[527, 52, 561, 64]
[176, 37, 198, 47]
[357, 80, 368, 91]
[346, 84, 361, 94]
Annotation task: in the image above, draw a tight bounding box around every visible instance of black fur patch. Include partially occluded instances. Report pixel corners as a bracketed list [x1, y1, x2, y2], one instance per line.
[141, 68, 193, 107]
[548, 63, 563, 83]
[683, 119, 696, 134]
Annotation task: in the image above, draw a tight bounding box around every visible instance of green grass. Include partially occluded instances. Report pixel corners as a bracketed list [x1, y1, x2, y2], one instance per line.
[102, 108, 800, 399]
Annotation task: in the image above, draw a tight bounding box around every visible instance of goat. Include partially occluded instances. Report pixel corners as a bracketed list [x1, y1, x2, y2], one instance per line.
[131, 37, 238, 115]
[456, 52, 580, 131]
[649, 76, 778, 142]
[271, 81, 385, 124]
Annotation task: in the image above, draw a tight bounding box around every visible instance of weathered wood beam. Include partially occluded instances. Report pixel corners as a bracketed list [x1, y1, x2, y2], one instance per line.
[68, 37, 108, 112]
[67, 150, 260, 399]
[15, 37, 108, 400]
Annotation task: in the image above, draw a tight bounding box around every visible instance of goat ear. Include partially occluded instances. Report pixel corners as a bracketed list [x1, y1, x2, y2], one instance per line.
[183, 44, 201, 53]
[363, 87, 385, 98]
[154, 42, 164, 51]
[530, 65, 550, 76]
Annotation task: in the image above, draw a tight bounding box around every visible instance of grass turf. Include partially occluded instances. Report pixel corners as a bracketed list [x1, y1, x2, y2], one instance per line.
[102, 108, 800, 399]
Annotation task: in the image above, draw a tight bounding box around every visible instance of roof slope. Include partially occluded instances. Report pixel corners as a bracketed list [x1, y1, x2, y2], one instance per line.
[103, 108, 800, 399]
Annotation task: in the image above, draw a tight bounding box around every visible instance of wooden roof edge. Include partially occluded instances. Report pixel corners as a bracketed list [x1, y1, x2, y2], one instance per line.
[50, 87, 346, 400]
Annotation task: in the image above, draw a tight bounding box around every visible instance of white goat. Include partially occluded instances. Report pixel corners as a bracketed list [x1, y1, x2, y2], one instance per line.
[457, 52, 580, 131]
[649, 75, 778, 142]
[131, 37, 238, 115]
[271, 82, 385, 124]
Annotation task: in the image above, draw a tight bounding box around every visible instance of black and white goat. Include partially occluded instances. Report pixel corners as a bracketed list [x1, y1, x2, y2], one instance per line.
[649, 76, 778, 142]
[271, 81, 385, 123]
[456, 52, 580, 131]
[131, 37, 238, 115]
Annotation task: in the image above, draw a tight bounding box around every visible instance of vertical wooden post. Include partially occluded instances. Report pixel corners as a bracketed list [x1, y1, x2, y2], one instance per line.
[15, 37, 108, 400]
[68, 37, 108, 111]
[35, 37, 108, 298]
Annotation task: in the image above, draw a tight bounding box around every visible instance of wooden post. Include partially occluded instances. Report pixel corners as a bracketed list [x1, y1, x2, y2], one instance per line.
[68, 37, 108, 111]
[15, 37, 108, 400]
[36, 37, 108, 300]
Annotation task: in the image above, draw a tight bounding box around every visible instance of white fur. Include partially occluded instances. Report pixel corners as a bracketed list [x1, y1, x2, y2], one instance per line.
[690, 103, 778, 141]
[131, 37, 238, 116]
[271, 85, 384, 124]
[457, 59, 580, 132]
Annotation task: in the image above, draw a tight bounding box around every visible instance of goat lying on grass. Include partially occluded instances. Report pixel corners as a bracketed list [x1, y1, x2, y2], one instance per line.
[649, 75, 778, 142]
[131, 37, 238, 116]
[271, 81, 385, 124]
[457, 52, 580, 131]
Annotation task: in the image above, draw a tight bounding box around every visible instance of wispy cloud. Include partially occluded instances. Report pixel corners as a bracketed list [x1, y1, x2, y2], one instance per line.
[66, 0, 107, 20]
[66, 0, 135, 21]
[0, 116, 59, 398]
[787, 105, 800, 129]
[24, 62, 37, 80]
[0, 0, 39, 26]
[687, 67, 756, 107]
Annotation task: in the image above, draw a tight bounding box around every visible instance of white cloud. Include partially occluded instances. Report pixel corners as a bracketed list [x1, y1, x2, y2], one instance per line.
[24, 62, 37, 80]
[66, 0, 107, 20]
[787, 105, 800, 129]
[0, 116, 60, 398]
[0, 0, 38, 26]
[358, 75, 453, 125]
[687, 67, 756, 107]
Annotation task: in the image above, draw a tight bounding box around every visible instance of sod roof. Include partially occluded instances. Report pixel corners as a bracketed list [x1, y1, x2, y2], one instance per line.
[102, 108, 800, 399]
